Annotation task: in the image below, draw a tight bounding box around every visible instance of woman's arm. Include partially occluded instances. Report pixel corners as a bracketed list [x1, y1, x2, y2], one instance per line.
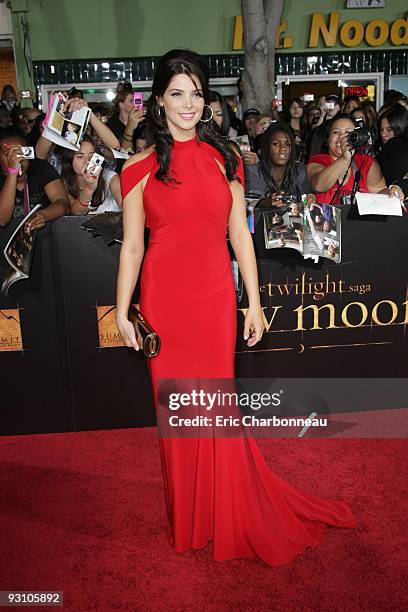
[35, 135, 54, 160]
[366, 159, 404, 199]
[366, 159, 388, 194]
[0, 145, 24, 226]
[115, 166, 147, 351]
[307, 133, 352, 193]
[26, 179, 70, 231]
[307, 157, 350, 193]
[228, 178, 264, 347]
[65, 96, 121, 149]
[89, 112, 120, 149]
[120, 108, 145, 150]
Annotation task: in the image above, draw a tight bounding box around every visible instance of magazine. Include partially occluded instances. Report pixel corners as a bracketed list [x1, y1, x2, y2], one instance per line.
[42, 92, 91, 150]
[1, 205, 42, 295]
[263, 195, 341, 263]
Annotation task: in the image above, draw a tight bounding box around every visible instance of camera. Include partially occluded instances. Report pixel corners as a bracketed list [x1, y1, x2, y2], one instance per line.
[20, 146, 35, 159]
[133, 92, 143, 110]
[86, 152, 104, 177]
[21, 91, 31, 98]
[347, 127, 373, 148]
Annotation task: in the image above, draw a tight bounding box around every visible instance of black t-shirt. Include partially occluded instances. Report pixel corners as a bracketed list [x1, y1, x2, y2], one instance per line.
[106, 114, 126, 139]
[0, 158, 60, 218]
[376, 136, 408, 185]
[376, 135, 408, 199]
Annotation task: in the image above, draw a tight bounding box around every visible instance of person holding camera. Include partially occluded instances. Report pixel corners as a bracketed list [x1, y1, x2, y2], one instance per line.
[61, 135, 122, 215]
[107, 89, 146, 150]
[307, 115, 404, 205]
[36, 96, 120, 175]
[0, 128, 69, 229]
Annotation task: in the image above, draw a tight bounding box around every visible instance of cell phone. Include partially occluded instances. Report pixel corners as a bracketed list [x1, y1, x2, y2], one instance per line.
[271, 98, 282, 108]
[325, 101, 335, 110]
[303, 94, 314, 102]
[21, 146, 35, 159]
[133, 92, 143, 110]
[21, 91, 31, 99]
[86, 153, 104, 177]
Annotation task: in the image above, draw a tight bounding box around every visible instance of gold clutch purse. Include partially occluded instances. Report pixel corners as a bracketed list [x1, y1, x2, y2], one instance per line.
[128, 305, 161, 358]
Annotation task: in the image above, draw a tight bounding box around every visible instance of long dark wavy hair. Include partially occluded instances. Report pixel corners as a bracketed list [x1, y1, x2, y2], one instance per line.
[208, 90, 230, 137]
[378, 104, 408, 143]
[61, 135, 108, 208]
[145, 49, 238, 183]
[259, 121, 299, 195]
[284, 98, 307, 134]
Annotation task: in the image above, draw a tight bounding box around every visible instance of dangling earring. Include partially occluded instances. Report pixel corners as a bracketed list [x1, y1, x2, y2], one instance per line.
[158, 105, 165, 120]
[200, 104, 214, 123]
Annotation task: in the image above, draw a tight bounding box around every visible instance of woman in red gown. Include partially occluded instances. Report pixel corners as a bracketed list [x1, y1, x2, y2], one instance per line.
[116, 50, 356, 566]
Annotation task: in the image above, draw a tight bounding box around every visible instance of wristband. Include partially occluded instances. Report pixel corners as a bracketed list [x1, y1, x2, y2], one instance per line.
[123, 131, 133, 139]
[7, 166, 20, 175]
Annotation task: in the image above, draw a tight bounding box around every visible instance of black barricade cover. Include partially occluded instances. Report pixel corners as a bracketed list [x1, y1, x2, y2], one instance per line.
[0, 208, 407, 435]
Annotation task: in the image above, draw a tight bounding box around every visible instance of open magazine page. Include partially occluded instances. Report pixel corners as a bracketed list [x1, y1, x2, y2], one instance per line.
[263, 202, 304, 254]
[1, 205, 41, 295]
[43, 92, 91, 151]
[303, 200, 342, 263]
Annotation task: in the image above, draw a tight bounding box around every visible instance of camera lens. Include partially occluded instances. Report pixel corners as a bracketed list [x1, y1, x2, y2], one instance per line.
[347, 128, 372, 148]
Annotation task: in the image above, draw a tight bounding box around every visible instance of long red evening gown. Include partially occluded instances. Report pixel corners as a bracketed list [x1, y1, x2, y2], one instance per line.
[120, 137, 357, 566]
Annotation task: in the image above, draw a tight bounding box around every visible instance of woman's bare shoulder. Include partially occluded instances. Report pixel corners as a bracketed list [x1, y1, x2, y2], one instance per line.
[122, 146, 156, 172]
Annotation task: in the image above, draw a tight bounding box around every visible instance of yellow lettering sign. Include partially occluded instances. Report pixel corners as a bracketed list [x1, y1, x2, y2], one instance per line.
[233, 12, 408, 52]
[309, 12, 340, 48]
[233, 15, 243, 51]
[365, 19, 389, 46]
[390, 17, 408, 45]
[339, 19, 364, 47]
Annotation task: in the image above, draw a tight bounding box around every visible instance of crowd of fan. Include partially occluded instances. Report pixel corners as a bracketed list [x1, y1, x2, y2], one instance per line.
[223, 81, 408, 206]
[0, 79, 407, 229]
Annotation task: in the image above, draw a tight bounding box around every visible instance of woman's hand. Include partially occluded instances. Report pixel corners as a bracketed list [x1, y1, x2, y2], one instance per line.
[26, 212, 46, 232]
[388, 184, 404, 201]
[5, 145, 23, 169]
[65, 97, 88, 113]
[269, 192, 287, 208]
[241, 150, 259, 165]
[116, 314, 142, 351]
[243, 303, 264, 347]
[339, 133, 353, 162]
[126, 108, 145, 131]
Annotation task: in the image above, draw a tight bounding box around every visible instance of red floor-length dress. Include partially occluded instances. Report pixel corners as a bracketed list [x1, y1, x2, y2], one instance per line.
[120, 137, 357, 566]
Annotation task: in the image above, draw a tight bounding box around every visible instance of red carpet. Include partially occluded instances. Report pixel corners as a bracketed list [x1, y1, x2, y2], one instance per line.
[0, 429, 407, 611]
